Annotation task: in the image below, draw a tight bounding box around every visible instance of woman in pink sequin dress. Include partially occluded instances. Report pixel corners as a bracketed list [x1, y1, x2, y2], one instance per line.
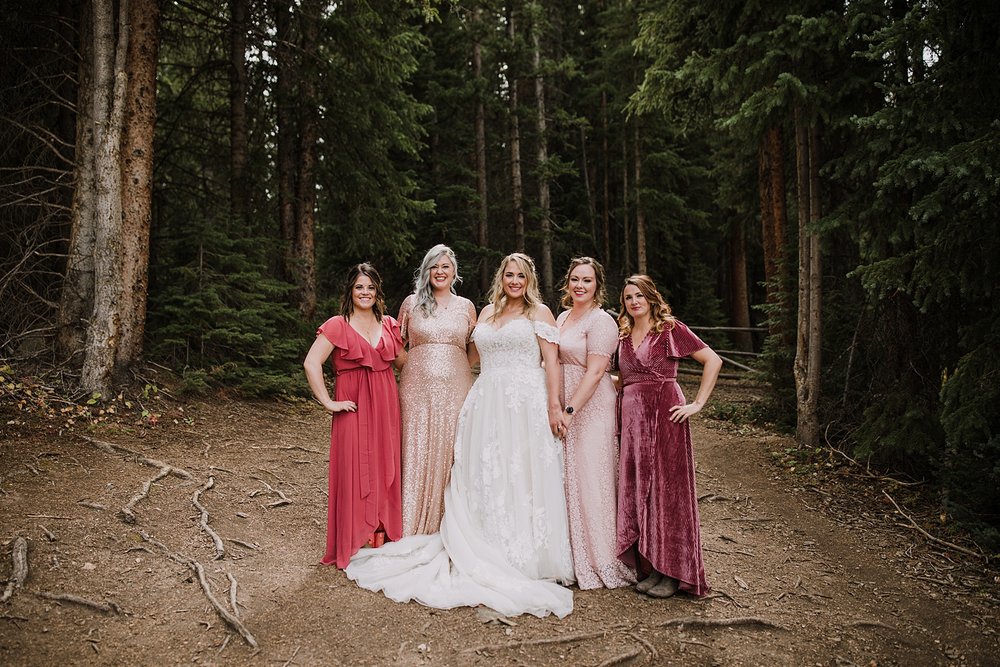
[555, 258, 635, 589]
[616, 275, 722, 598]
[397, 245, 477, 536]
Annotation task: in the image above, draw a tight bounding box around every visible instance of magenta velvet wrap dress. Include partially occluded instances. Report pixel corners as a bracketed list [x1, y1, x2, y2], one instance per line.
[317, 315, 404, 569]
[616, 319, 710, 597]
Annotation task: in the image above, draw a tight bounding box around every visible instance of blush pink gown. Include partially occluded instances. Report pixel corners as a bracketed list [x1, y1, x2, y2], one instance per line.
[317, 315, 404, 569]
[616, 320, 710, 597]
[557, 307, 636, 589]
[397, 295, 476, 536]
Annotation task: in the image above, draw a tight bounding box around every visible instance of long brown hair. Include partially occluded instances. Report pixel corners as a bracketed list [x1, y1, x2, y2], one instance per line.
[339, 263, 386, 321]
[617, 274, 675, 336]
[558, 256, 607, 310]
[486, 253, 543, 321]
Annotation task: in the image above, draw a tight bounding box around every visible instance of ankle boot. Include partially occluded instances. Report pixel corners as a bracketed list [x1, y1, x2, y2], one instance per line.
[647, 576, 680, 598]
[635, 571, 663, 594]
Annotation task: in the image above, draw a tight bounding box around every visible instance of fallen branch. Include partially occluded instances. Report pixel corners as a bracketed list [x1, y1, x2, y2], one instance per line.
[26, 514, 71, 520]
[83, 436, 192, 480]
[138, 531, 257, 648]
[597, 647, 644, 666]
[121, 465, 172, 524]
[228, 539, 258, 551]
[39, 525, 56, 542]
[35, 591, 122, 615]
[882, 491, 986, 561]
[659, 616, 786, 631]
[193, 477, 225, 559]
[1, 537, 28, 603]
[462, 623, 630, 653]
[846, 620, 895, 631]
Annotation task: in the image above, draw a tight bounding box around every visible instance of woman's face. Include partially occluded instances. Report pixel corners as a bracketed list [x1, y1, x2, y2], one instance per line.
[622, 284, 650, 321]
[502, 261, 527, 301]
[352, 274, 377, 312]
[428, 254, 455, 293]
[568, 263, 598, 307]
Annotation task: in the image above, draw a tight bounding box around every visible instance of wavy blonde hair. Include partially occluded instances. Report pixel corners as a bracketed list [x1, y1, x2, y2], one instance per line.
[559, 256, 607, 310]
[618, 274, 675, 336]
[412, 244, 462, 317]
[486, 252, 543, 321]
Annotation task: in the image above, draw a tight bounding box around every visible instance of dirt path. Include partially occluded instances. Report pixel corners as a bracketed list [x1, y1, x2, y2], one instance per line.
[1, 382, 996, 666]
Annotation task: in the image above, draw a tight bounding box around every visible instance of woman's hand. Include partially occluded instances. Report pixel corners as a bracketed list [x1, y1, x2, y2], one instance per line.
[548, 404, 564, 437]
[326, 400, 357, 414]
[668, 401, 702, 423]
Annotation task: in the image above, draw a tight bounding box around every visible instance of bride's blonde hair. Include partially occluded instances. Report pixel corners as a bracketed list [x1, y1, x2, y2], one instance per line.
[486, 253, 543, 321]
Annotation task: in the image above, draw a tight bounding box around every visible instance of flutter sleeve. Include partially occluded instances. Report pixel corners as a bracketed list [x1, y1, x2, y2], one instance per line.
[380, 315, 404, 362]
[533, 320, 560, 345]
[317, 316, 365, 363]
[664, 319, 708, 359]
[397, 294, 415, 342]
[587, 310, 620, 358]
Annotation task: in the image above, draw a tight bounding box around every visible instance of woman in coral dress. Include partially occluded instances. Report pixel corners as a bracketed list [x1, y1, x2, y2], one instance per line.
[397, 244, 477, 535]
[555, 257, 635, 589]
[304, 263, 404, 568]
[616, 275, 722, 598]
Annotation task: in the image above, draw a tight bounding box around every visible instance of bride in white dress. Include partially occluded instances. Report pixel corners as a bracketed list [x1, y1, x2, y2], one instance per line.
[346, 253, 575, 618]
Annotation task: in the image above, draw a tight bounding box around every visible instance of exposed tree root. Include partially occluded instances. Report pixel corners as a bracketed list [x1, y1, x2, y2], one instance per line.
[120, 465, 172, 524]
[462, 623, 631, 653]
[250, 477, 291, 508]
[138, 531, 257, 648]
[659, 616, 786, 631]
[83, 436, 192, 480]
[597, 647, 644, 666]
[227, 572, 241, 618]
[627, 631, 658, 661]
[36, 591, 123, 615]
[882, 490, 986, 561]
[39, 525, 56, 542]
[1, 537, 28, 603]
[193, 477, 225, 559]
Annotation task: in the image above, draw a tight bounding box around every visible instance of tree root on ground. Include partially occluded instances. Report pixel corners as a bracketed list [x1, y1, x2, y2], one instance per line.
[193, 477, 225, 559]
[35, 591, 123, 615]
[1, 537, 28, 603]
[659, 616, 787, 631]
[121, 465, 172, 524]
[462, 623, 631, 654]
[139, 531, 257, 648]
[83, 436, 192, 480]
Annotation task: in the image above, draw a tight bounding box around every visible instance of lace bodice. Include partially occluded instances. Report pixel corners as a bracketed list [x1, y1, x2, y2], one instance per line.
[473, 318, 559, 373]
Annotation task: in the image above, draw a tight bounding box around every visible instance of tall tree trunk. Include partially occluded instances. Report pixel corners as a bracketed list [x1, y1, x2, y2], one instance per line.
[58, 0, 95, 359]
[229, 0, 248, 228]
[793, 106, 820, 448]
[633, 118, 646, 274]
[81, 0, 129, 395]
[728, 218, 753, 351]
[758, 124, 787, 336]
[117, 0, 159, 373]
[600, 90, 610, 271]
[294, 0, 319, 319]
[580, 125, 597, 253]
[474, 7, 489, 292]
[507, 3, 525, 253]
[273, 0, 297, 284]
[621, 127, 631, 276]
[806, 122, 823, 442]
[531, 10, 553, 303]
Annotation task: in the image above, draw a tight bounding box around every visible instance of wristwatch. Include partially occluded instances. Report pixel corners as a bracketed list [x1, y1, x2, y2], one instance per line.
[564, 406, 574, 415]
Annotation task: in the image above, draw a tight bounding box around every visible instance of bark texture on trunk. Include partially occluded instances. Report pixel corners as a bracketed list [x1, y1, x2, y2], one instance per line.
[532, 14, 553, 303]
[229, 0, 248, 227]
[633, 118, 646, 275]
[474, 7, 489, 292]
[294, 0, 319, 319]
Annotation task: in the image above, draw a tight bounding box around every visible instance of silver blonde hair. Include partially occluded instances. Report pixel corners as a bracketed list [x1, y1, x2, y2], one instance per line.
[413, 244, 462, 317]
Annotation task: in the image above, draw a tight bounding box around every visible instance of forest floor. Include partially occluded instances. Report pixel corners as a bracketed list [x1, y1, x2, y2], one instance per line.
[0, 373, 997, 666]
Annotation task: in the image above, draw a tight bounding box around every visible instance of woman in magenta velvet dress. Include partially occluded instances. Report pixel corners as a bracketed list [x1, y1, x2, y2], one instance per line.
[616, 275, 722, 598]
[304, 263, 404, 568]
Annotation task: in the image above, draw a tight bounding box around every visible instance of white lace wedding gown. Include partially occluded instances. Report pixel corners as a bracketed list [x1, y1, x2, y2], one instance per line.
[346, 318, 575, 618]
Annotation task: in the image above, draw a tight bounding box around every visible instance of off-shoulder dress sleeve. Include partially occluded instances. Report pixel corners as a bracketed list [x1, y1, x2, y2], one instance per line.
[533, 320, 560, 345]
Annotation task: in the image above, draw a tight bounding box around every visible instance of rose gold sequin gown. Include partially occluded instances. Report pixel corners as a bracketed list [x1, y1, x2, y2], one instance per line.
[557, 307, 636, 589]
[397, 294, 477, 536]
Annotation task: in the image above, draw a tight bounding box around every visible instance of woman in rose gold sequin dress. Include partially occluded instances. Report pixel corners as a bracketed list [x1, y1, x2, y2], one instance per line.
[555, 258, 636, 589]
[397, 245, 477, 536]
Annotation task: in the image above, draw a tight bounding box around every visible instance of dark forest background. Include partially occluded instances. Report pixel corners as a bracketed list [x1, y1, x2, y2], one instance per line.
[1, 0, 997, 547]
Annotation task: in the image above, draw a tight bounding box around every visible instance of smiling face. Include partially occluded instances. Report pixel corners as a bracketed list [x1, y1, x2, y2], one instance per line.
[352, 275, 377, 312]
[568, 263, 598, 307]
[622, 284, 650, 321]
[428, 254, 455, 294]
[501, 260, 527, 301]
